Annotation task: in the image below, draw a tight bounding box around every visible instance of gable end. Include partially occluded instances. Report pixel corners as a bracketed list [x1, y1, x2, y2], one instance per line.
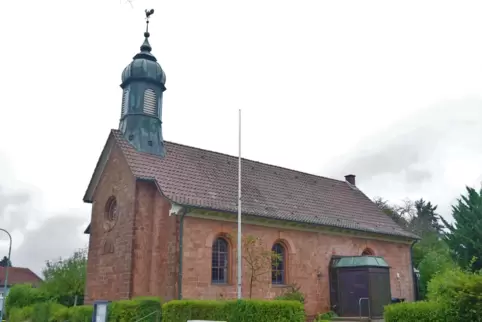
[83, 132, 117, 203]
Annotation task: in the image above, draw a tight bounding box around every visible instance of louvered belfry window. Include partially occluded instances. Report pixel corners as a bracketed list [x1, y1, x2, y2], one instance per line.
[143, 89, 156, 115]
[121, 89, 129, 117]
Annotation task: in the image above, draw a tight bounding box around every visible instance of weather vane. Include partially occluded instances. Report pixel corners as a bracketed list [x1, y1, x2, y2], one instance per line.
[144, 9, 155, 37]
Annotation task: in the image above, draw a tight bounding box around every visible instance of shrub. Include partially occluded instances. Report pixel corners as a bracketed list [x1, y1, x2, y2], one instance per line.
[51, 306, 69, 322]
[418, 249, 455, 299]
[427, 267, 482, 321]
[68, 305, 93, 322]
[8, 306, 34, 322]
[109, 297, 162, 322]
[31, 302, 67, 322]
[162, 299, 305, 322]
[314, 311, 337, 321]
[5, 284, 48, 316]
[275, 284, 305, 303]
[384, 301, 446, 322]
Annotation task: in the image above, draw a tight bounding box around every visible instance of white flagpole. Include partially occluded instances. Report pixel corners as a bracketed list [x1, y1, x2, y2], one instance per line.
[237, 109, 242, 299]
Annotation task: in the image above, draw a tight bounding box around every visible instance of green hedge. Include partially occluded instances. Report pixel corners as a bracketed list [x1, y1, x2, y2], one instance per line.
[109, 297, 162, 322]
[427, 268, 482, 321]
[5, 284, 48, 317]
[8, 302, 67, 322]
[162, 299, 305, 322]
[8, 306, 34, 322]
[7, 302, 90, 322]
[384, 301, 446, 322]
[68, 305, 94, 322]
[32, 302, 67, 322]
[385, 268, 482, 322]
[6, 297, 160, 322]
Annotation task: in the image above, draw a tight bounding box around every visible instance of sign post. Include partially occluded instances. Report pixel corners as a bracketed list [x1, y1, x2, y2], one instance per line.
[92, 300, 109, 322]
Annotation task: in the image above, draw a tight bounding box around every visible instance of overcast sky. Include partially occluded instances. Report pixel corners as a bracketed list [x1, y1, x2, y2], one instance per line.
[1, 0, 481, 276]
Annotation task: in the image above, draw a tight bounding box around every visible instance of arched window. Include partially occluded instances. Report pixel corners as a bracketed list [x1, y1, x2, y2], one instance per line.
[103, 196, 118, 232]
[143, 89, 157, 115]
[361, 248, 375, 256]
[271, 243, 286, 285]
[212, 237, 229, 284]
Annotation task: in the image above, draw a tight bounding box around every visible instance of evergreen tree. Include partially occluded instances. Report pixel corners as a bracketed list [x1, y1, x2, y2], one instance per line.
[0, 256, 11, 267]
[409, 198, 444, 237]
[373, 197, 409, 229]
[374, 197, 447, 269]
[440, 186, 482, 271]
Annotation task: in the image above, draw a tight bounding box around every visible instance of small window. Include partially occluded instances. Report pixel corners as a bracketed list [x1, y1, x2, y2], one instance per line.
[103, 196, 118, 232]
[272, 243, 286, 285]
[362, 248, 375, 256]
[212, 237, 229, 284]
[103, 239, 115, 254]
[143, 89, 156, 115]
[121, 88, 129, 117]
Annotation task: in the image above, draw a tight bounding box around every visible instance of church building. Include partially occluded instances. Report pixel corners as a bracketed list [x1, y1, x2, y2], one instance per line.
[82, 12, 418, 316]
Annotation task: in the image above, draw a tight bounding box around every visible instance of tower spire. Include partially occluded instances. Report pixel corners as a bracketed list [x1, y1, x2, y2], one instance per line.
[119, 8, 167, 158]
[141, 9, 155, 53]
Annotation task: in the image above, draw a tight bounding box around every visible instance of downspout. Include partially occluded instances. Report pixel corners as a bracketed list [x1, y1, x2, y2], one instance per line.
[410, 240, 419, 301]
[178, 207, 187, 300]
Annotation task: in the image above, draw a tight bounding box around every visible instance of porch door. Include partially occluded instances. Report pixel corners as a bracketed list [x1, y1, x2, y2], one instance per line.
[338, 269, 369, 317]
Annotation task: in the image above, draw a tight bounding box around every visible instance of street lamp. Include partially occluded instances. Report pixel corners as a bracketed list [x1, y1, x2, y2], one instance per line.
[0, 228, 12, 322]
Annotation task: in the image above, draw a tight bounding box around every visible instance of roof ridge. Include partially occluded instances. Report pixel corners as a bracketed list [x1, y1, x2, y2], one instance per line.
[108, 130, 418, 240]
[0, 266, 31, 270]
[111, 130, 347, 184]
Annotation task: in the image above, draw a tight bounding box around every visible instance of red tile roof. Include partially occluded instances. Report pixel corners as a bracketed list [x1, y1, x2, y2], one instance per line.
[0, 267, 42, 287]
[85, 130, 418, 240]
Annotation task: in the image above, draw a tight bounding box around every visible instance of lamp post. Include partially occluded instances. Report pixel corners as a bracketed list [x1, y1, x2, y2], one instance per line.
[0, 228, 12, 322]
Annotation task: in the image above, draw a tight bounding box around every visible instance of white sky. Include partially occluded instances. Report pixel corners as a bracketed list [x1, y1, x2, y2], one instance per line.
[0, 0, 481, 275]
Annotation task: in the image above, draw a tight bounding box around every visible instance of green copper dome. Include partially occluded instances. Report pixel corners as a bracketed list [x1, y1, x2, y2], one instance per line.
[118, 18, 167, 158]
[121, 35, 166, 87]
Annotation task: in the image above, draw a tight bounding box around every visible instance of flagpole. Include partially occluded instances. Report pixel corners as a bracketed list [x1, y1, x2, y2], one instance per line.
[237, 109, 242, 299]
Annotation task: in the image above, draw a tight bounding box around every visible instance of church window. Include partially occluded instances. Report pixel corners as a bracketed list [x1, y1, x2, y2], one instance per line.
[121, 88, 129, 117]
[361, 248, 375, 256]
[271, 242, 286, 284]
[104, 196, 118, 228]
[143, 89, 156, 115]
[212, 237, 229, 284]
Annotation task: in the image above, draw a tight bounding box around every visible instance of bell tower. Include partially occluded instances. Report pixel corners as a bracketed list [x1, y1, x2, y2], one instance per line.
[119, 9, 167, 157]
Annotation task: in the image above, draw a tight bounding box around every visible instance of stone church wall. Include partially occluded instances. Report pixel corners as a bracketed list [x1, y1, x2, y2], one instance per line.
[130, 181, 178, 301]
[85, 144, 179, 303]
[84, 144, 413, 315]
[181, 216, 413, 316]
[85, 145, 137, 302]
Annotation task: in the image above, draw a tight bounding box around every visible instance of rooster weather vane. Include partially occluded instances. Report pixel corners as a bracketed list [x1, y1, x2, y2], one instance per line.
[144, 9, 155, 37]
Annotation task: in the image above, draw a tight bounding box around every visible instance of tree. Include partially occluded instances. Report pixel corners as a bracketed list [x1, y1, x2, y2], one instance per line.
[412, 231, 448, 268]
[229, 232, 281, 298]
[440, 186, 482, 272]
[417, 247, 455, 299]
[374, 197, 444, 237]
[373, 197, 409, 229]
[374, 197, 448, 268]
[40, 248, 87, 307]
[0, 255, 11, 267]
[409, 198, 444, 237]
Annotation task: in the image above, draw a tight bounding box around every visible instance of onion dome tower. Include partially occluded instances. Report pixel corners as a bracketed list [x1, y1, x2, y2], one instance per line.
[118, 9, 167, 157]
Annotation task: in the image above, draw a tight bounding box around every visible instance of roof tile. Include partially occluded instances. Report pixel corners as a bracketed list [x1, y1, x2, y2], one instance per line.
[112, 130, 417, 239]
[0, 267, 42, 287]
